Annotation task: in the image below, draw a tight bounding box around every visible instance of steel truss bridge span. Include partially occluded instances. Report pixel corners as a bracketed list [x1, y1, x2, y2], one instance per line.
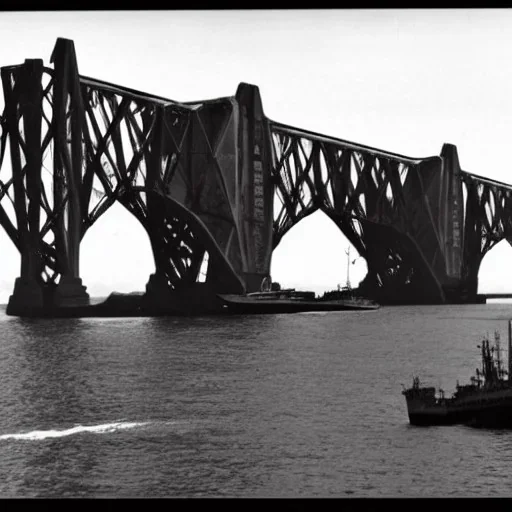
[0, 38, 510, 314]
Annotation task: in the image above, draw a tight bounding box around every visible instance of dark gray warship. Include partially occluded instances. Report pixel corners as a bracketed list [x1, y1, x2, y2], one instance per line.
[403, 321, 512, 427]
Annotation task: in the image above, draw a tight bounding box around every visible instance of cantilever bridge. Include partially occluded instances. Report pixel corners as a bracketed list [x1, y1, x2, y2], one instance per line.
[0, 38, 511, 315]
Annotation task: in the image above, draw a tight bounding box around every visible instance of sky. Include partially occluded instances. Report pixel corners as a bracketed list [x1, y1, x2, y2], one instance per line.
[1, 8, 512, 301]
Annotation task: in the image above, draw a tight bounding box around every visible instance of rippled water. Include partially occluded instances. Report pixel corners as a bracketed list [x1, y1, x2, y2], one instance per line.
[1, 304, 512, 497]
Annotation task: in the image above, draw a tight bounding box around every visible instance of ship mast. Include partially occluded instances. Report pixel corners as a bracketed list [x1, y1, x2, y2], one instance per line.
[345, 247, 351, 290]
[495, 330, 502, 378]
[509, 319, 512, 381]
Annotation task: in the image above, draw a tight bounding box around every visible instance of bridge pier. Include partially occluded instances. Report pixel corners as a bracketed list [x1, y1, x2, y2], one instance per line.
[5, 278, 44, 315]
[144, 272, 173, 308]
[143, 272, 225, 314]
[53, 276, 89, 308]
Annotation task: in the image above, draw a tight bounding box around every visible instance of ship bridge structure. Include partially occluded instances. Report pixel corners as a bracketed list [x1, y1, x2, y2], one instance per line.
[0, 38, 511, 314]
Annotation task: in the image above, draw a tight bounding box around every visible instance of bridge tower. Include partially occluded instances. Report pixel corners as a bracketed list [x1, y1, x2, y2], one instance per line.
[0, 39, 277, 315]
[0, 40, 90, 315]
[437, 143, 465, 300]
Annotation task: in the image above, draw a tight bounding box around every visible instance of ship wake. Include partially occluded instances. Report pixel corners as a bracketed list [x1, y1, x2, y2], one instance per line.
[0, 420, 150, 441]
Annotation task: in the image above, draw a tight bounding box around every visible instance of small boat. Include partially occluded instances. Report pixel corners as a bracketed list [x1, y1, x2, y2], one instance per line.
[403, 320, 512, 427]
[218, 288, 380, 314]
[315, 245, 379, 309]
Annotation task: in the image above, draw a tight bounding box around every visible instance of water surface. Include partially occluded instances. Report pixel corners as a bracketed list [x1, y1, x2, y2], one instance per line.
[0, 304, 510, 497]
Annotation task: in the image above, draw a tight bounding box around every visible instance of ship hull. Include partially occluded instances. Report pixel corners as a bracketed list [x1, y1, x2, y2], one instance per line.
[218, 295, 380, 314]
[407, 393, 512, 427]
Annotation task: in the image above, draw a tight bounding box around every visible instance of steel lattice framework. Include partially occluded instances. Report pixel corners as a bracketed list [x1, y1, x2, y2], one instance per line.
[0, 39, 273, 313]
[268, 121, 512, 303]
[268, 123, 458, 303]
[0, 37, 511, 313]
[460, 172, 512, 295]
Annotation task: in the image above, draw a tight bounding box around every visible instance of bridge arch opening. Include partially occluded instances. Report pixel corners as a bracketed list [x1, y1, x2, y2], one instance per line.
[477, 238, 512, 301]
[80, 201, 155, 299]
[270, 210, 368, 296]
[0, 136, 21, 304]
[0, 229, 23, 305]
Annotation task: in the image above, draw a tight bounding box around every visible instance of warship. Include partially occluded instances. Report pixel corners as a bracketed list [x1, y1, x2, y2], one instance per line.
[403, 320, 512, 427]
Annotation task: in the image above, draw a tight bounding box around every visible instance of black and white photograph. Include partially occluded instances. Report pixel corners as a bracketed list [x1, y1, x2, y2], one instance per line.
[0, 7, 512, 498]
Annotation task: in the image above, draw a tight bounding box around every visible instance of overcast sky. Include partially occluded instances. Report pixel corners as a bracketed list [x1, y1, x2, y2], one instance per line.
[0, 9, 512, 301]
